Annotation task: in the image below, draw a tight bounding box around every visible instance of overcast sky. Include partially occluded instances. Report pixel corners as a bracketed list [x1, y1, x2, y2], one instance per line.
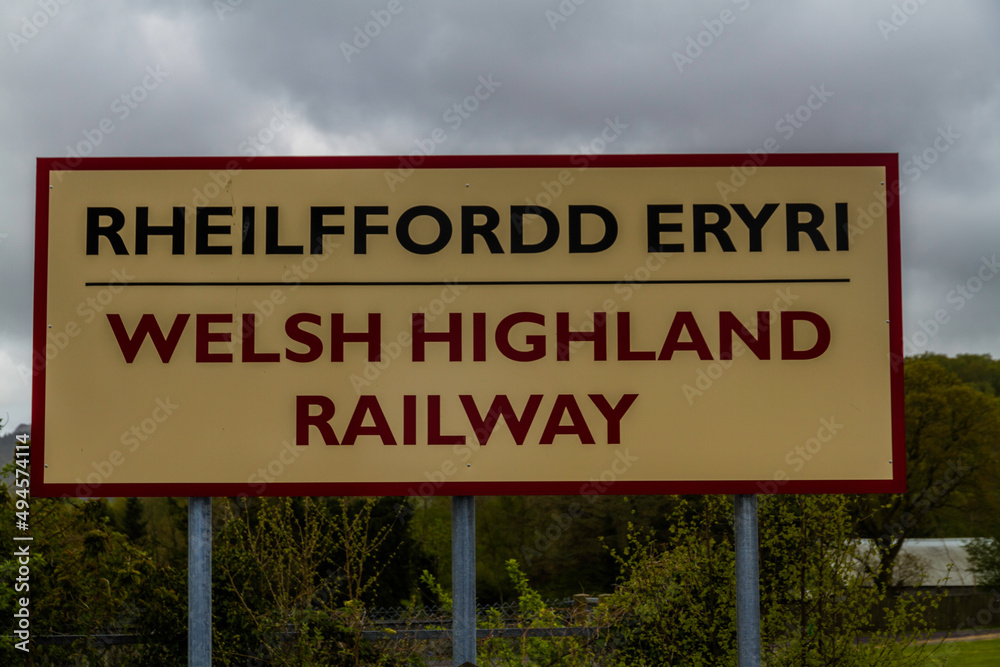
[1, 0, 999, 431]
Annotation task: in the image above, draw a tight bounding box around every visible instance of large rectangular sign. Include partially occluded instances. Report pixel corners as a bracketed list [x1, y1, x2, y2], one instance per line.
[33, 154, 903, 496]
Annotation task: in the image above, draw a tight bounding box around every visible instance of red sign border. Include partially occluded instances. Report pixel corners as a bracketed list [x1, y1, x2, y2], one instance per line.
[32, 153, 904, 497]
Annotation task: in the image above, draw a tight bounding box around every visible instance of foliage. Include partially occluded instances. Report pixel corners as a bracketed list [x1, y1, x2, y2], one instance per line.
[759, 494, 942, 667]
[360, 496, 425, 608]
[213, 496, 420, 667]
[967, 537, 1000, 588]
[0, 485, 421, 665]
[120, 496, 148, 543]
[418, 569, 452, 612]
[0, 485, 186, 665]
[600, 495, 944, 667]
[856, 358, 1000, 582]
[603, 495, 737, 666]
[918, 352, 1000, 397]
[409, 494, 675, 604]
[108, 496, 188, 570]
[479, 559, 596, 667]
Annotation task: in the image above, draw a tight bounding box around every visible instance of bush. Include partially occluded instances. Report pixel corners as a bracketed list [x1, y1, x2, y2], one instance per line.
[967, 536, 1000, 588]
[213, 496, 421, 666]
[601, 495, 945, 667]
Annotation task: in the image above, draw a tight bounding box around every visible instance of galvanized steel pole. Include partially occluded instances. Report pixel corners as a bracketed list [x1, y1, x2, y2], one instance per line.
[452, 495, 477, 666]
[188, 497, 212, 666]
[735, 494, 761, 667]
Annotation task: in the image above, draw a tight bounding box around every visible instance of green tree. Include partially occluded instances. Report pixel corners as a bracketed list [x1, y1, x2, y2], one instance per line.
[143, 496, 189, 568]
[353, 496, 422, 608]
[601, 495, 942, 667]
[120, 496, 148, 543]
[759, 495, 941, 667]
[417, 494, 677, 604]
[0, 491, 185, 665]
[967, 536, 1000, 588]
[604, 495, 737, 665]
[918, 352, 1000, 397]
[856, 358, 1000, 582]
[214, 496, 418, 666]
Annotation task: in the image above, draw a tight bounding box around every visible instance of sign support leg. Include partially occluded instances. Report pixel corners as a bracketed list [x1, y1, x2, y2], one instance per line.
[188, 496, 212, 666]
[735, 494, 761, 666]
[452, 495, 477, 666]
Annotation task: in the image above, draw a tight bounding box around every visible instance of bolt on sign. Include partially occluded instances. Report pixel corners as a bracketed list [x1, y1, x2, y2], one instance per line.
[33, 154, 903, 497]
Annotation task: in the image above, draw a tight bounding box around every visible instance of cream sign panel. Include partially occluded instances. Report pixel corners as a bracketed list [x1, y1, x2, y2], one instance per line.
[32, 154, 903, 497]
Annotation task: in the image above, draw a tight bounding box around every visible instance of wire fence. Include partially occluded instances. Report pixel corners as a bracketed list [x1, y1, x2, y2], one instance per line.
[366, 596, 602, 629]
[359, 597, 611, 663]
[20, 597, 614, 665]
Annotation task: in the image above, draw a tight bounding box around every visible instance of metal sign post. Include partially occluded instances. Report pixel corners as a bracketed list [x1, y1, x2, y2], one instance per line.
[452, 495, 477, 666]
[735, 494, 761, 667]
[188, 496, 212, 666]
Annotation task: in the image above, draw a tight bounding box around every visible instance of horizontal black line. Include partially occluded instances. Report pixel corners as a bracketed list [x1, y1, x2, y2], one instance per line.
[85, 278, 851, 287]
